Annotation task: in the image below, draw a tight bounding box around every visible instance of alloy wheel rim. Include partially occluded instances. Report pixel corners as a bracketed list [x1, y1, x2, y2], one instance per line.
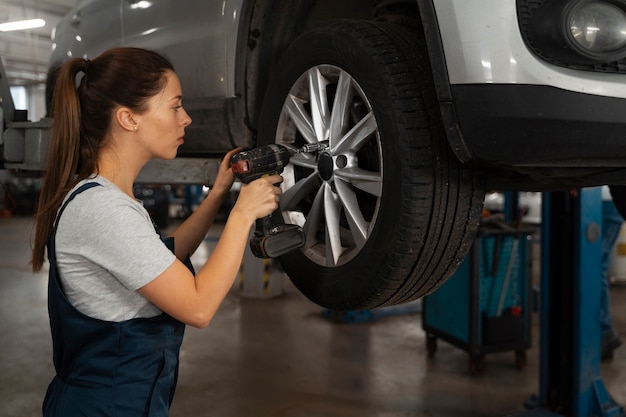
[274, 64, 383, 267]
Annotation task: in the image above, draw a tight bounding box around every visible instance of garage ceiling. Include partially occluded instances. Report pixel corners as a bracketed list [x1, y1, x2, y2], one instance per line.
[0, 0, 75, 87]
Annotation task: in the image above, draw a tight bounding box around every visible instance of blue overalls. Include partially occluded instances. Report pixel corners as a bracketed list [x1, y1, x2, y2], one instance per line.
[43, 182, 193, 417]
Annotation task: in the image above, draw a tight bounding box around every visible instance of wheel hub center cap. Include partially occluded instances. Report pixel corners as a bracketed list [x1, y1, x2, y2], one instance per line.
[318, 152, 334, 181]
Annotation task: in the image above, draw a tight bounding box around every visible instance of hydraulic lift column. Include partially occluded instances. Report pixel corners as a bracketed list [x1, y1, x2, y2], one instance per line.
[518, 189, 623, 416]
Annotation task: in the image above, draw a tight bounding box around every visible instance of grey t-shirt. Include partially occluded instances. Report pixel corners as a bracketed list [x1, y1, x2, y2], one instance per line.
[55, 176, 176, 321]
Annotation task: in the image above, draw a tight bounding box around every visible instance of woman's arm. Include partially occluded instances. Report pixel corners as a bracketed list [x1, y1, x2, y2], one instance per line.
[138, 174, 283, 328]
[168, 148, 241, 260]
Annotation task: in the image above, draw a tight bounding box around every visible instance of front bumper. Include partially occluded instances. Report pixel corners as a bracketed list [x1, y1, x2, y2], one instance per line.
[451, 83, 626, 169]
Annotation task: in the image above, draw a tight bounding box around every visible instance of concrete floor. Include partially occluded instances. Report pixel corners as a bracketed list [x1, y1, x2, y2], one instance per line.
[1, 216, 626, 417]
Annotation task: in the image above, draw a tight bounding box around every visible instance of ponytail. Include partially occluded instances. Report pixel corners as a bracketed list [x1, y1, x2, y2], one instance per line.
[32, 58, 87, 272]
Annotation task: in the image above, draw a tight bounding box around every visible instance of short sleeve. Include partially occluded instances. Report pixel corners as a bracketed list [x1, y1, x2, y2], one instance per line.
[56, 185, 177, 291]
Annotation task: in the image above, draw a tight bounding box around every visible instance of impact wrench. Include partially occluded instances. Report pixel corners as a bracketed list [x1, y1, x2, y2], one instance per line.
[230, 143, 326, 258]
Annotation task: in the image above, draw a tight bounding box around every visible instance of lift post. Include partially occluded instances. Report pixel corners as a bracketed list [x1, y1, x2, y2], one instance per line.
[511, 189, 623, 417]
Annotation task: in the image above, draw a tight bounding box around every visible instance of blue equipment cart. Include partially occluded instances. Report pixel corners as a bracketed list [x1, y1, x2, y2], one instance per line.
[422, 225, 536, 374]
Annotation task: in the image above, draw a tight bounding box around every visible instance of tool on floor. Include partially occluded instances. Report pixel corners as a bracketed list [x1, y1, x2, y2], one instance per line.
[231, 143, 326, 258]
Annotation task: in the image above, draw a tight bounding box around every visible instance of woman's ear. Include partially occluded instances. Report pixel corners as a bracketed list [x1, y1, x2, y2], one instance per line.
[115, 107, 139, 132]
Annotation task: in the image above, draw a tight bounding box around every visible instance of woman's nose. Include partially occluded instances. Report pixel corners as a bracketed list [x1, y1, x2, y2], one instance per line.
[182, 109, 192, 126]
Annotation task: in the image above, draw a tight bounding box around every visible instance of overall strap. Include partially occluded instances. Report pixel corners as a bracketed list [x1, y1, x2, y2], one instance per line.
[48, 182, 102, 258]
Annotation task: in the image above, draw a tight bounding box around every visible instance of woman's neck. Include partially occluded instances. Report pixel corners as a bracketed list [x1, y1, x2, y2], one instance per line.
[97, 146, 147, 198]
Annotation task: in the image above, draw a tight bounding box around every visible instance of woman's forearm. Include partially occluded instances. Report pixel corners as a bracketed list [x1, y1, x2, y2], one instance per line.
[179, 210, 255, 327]
[168, 188, 231, 259]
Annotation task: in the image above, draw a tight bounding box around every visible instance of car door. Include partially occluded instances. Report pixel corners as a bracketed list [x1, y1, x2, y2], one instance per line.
[121, 0, 243, 99]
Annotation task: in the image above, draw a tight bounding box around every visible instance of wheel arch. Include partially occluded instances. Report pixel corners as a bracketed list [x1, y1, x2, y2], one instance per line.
[232, 0, 317, 148]
[237, 0, 455, 145]
[415, 0, 472, 163]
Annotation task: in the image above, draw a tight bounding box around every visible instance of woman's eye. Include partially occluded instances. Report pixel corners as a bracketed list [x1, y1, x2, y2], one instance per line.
[174, 105, 183, 111]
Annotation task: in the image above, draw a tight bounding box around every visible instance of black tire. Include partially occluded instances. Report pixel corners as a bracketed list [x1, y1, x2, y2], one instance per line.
[258, 20, 484, 310]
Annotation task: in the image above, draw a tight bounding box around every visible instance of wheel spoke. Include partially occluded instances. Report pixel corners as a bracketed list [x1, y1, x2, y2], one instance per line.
[289, 152, 317, 170]
[284, 94, 317, 144]
[308, 67, 330, 142]
[303, 186, 325, 250]
[281, 172, 319, 212]
[334, 178, 369, 249]
[334, 167, 382, 197]
[323, 183, 345, 265]
[329, 70, 352, 146]
[333, 111, 376, 155]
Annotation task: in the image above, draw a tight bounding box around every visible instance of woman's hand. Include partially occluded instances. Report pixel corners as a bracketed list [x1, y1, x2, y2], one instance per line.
[232, 175, 283, 224]
[211, 147, 242, 196]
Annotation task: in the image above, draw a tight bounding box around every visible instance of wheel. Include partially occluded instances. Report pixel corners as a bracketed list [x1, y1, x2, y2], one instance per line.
[258, 20, 484, 310]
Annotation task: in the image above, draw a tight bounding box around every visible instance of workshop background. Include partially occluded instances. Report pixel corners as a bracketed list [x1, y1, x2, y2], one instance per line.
[2, 1, 626, 416]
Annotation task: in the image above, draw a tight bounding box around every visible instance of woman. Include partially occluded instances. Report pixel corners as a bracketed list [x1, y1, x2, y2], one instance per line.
[31, 47, 282, 416]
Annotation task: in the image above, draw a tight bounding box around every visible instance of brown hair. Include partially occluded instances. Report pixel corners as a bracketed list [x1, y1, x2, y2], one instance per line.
[32, 47, 174, 271]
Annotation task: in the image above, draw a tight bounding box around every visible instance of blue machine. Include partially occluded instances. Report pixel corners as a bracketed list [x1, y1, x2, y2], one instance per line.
[422, 226, 535, 374]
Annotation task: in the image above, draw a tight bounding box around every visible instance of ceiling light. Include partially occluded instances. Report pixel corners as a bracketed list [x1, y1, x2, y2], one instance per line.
[130, 1, 152, 9]
[0, 18, 46, 32]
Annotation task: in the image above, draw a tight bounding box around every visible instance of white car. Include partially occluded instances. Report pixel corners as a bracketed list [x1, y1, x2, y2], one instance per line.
[46, 0, 626, 310]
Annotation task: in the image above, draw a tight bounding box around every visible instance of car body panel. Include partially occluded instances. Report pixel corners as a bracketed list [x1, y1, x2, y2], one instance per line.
[421, 0, 626, 185]
[51, 0, 243, 99]
[51, 0, 123, 66]
[121, 0, 243, 98]
[50, 0, 248, 155]
[451, 83, 626, 180]
[433, 0, 626, 98]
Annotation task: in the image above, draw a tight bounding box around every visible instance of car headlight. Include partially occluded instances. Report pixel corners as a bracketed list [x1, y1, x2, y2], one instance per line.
[567, 1, 626, 57]
[519, 0, 626, 69]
